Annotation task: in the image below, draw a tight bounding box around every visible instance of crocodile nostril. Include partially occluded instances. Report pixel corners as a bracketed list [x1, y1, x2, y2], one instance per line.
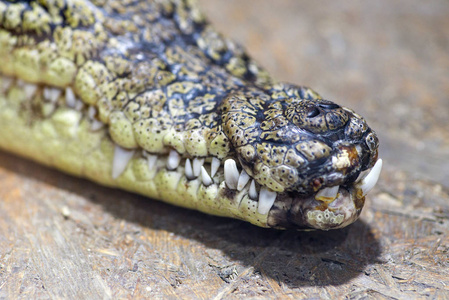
[318, 102, 340, 110]
[307, 106, 320, 118]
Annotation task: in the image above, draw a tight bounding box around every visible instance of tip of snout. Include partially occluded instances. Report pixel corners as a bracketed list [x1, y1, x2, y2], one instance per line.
[305, 158, 382, 230]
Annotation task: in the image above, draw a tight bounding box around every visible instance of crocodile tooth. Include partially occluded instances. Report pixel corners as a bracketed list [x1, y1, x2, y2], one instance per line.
[65, 87, 76, 108]
[355, 168, 370, 183]
[193, 158, 204, 177]
[51, 88, 62, 102]
[87, 105, 103, 130]
[43, 87, 51, 101]
[24, 83, 37, 99]
[88, 105, 97, 120]
[357, 159, 383, 196]
[211, 157, 220, 177]
[167, 150, 181, 170]
[355, 145, 363, 157]
[90, 119, 104, 131]
[112, 145, 135, 179]
[146, 154, 158, 171]
[44, 87, 61, 103]
[1, 77, 13, 92]
[75, 99, 84, 111]
[315, 185, 339, 202]
[257, 187, 277, 215]
[249, 180, 258, 200]
[185, 158, 194, 179]
[201, 166, 213, 186]
[237, 169, 250, 191]
[224, 159, 239, 189]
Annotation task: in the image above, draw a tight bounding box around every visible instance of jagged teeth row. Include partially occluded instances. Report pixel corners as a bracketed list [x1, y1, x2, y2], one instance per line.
[12, 79, 82, 109]
[111, 147, 277, 215]
[314, 158, 383, 202]
[0, 77, 103, 130]
[223, 158, 277, 215]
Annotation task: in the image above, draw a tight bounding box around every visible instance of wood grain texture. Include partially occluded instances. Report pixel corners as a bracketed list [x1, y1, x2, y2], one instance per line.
[1, 0, 448, 298]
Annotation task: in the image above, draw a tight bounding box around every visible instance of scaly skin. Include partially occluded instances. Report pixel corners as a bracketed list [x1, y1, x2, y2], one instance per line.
[0, 0, 379, 230]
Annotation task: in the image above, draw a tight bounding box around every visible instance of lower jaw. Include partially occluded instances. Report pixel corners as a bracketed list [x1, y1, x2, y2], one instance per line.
[266, 186, 365, 230]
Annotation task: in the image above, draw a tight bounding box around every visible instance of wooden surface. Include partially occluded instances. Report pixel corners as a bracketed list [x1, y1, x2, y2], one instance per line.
[1, 0, 449, 298]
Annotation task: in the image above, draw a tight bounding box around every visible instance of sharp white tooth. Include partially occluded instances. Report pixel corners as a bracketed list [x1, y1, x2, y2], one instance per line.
[43, 87, 50, 100]
[224, 159, 239, 189]
[193, 158, 204, 177]
[315, 185, 339, 202]
[65, 87, 76, 108]
[24, 83, 37, 99]
[237, 169, 250, 191]
[47, 87, 61, 102]
[211, 157, 220, 177]
[355, 145, 363, 157]
[185, 158, 194, 179]
[358, 159, 383, 196]
[167, 150, 181, 170]
[112, 145, 135, 179]
[87, 106, 103, 130]
[201, 166, 213, 186]
[355, 168, 370, 183]
[88, 105, 97, 120]
[90, 119, 104, 131]
[50, 88, 61, 102]
[1, 77, 13, 92]
[146, 154, 158, 170]
[257, 187, 277, 215]
[249, 180, 258, 200]
[75, 99, 84, 111]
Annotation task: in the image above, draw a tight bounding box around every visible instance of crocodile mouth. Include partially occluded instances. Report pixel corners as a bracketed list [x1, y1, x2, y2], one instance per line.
[218, 156, 383, 230]
[113, 143, 382, 230]
[283, 158, 383, 230]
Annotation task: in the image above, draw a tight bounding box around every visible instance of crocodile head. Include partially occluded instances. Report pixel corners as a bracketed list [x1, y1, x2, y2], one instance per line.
[220, 84, 381, 230]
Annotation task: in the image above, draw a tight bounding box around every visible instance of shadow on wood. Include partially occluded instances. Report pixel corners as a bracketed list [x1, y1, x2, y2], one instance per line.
[0, 150, 381, 289]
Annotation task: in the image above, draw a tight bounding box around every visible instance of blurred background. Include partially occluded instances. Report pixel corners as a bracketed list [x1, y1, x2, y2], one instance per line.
[200, 0, 449, 187]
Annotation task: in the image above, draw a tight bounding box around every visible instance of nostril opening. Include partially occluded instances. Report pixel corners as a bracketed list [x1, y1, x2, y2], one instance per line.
[307, 107, 320, 118]
[318, 102, 340, 110]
